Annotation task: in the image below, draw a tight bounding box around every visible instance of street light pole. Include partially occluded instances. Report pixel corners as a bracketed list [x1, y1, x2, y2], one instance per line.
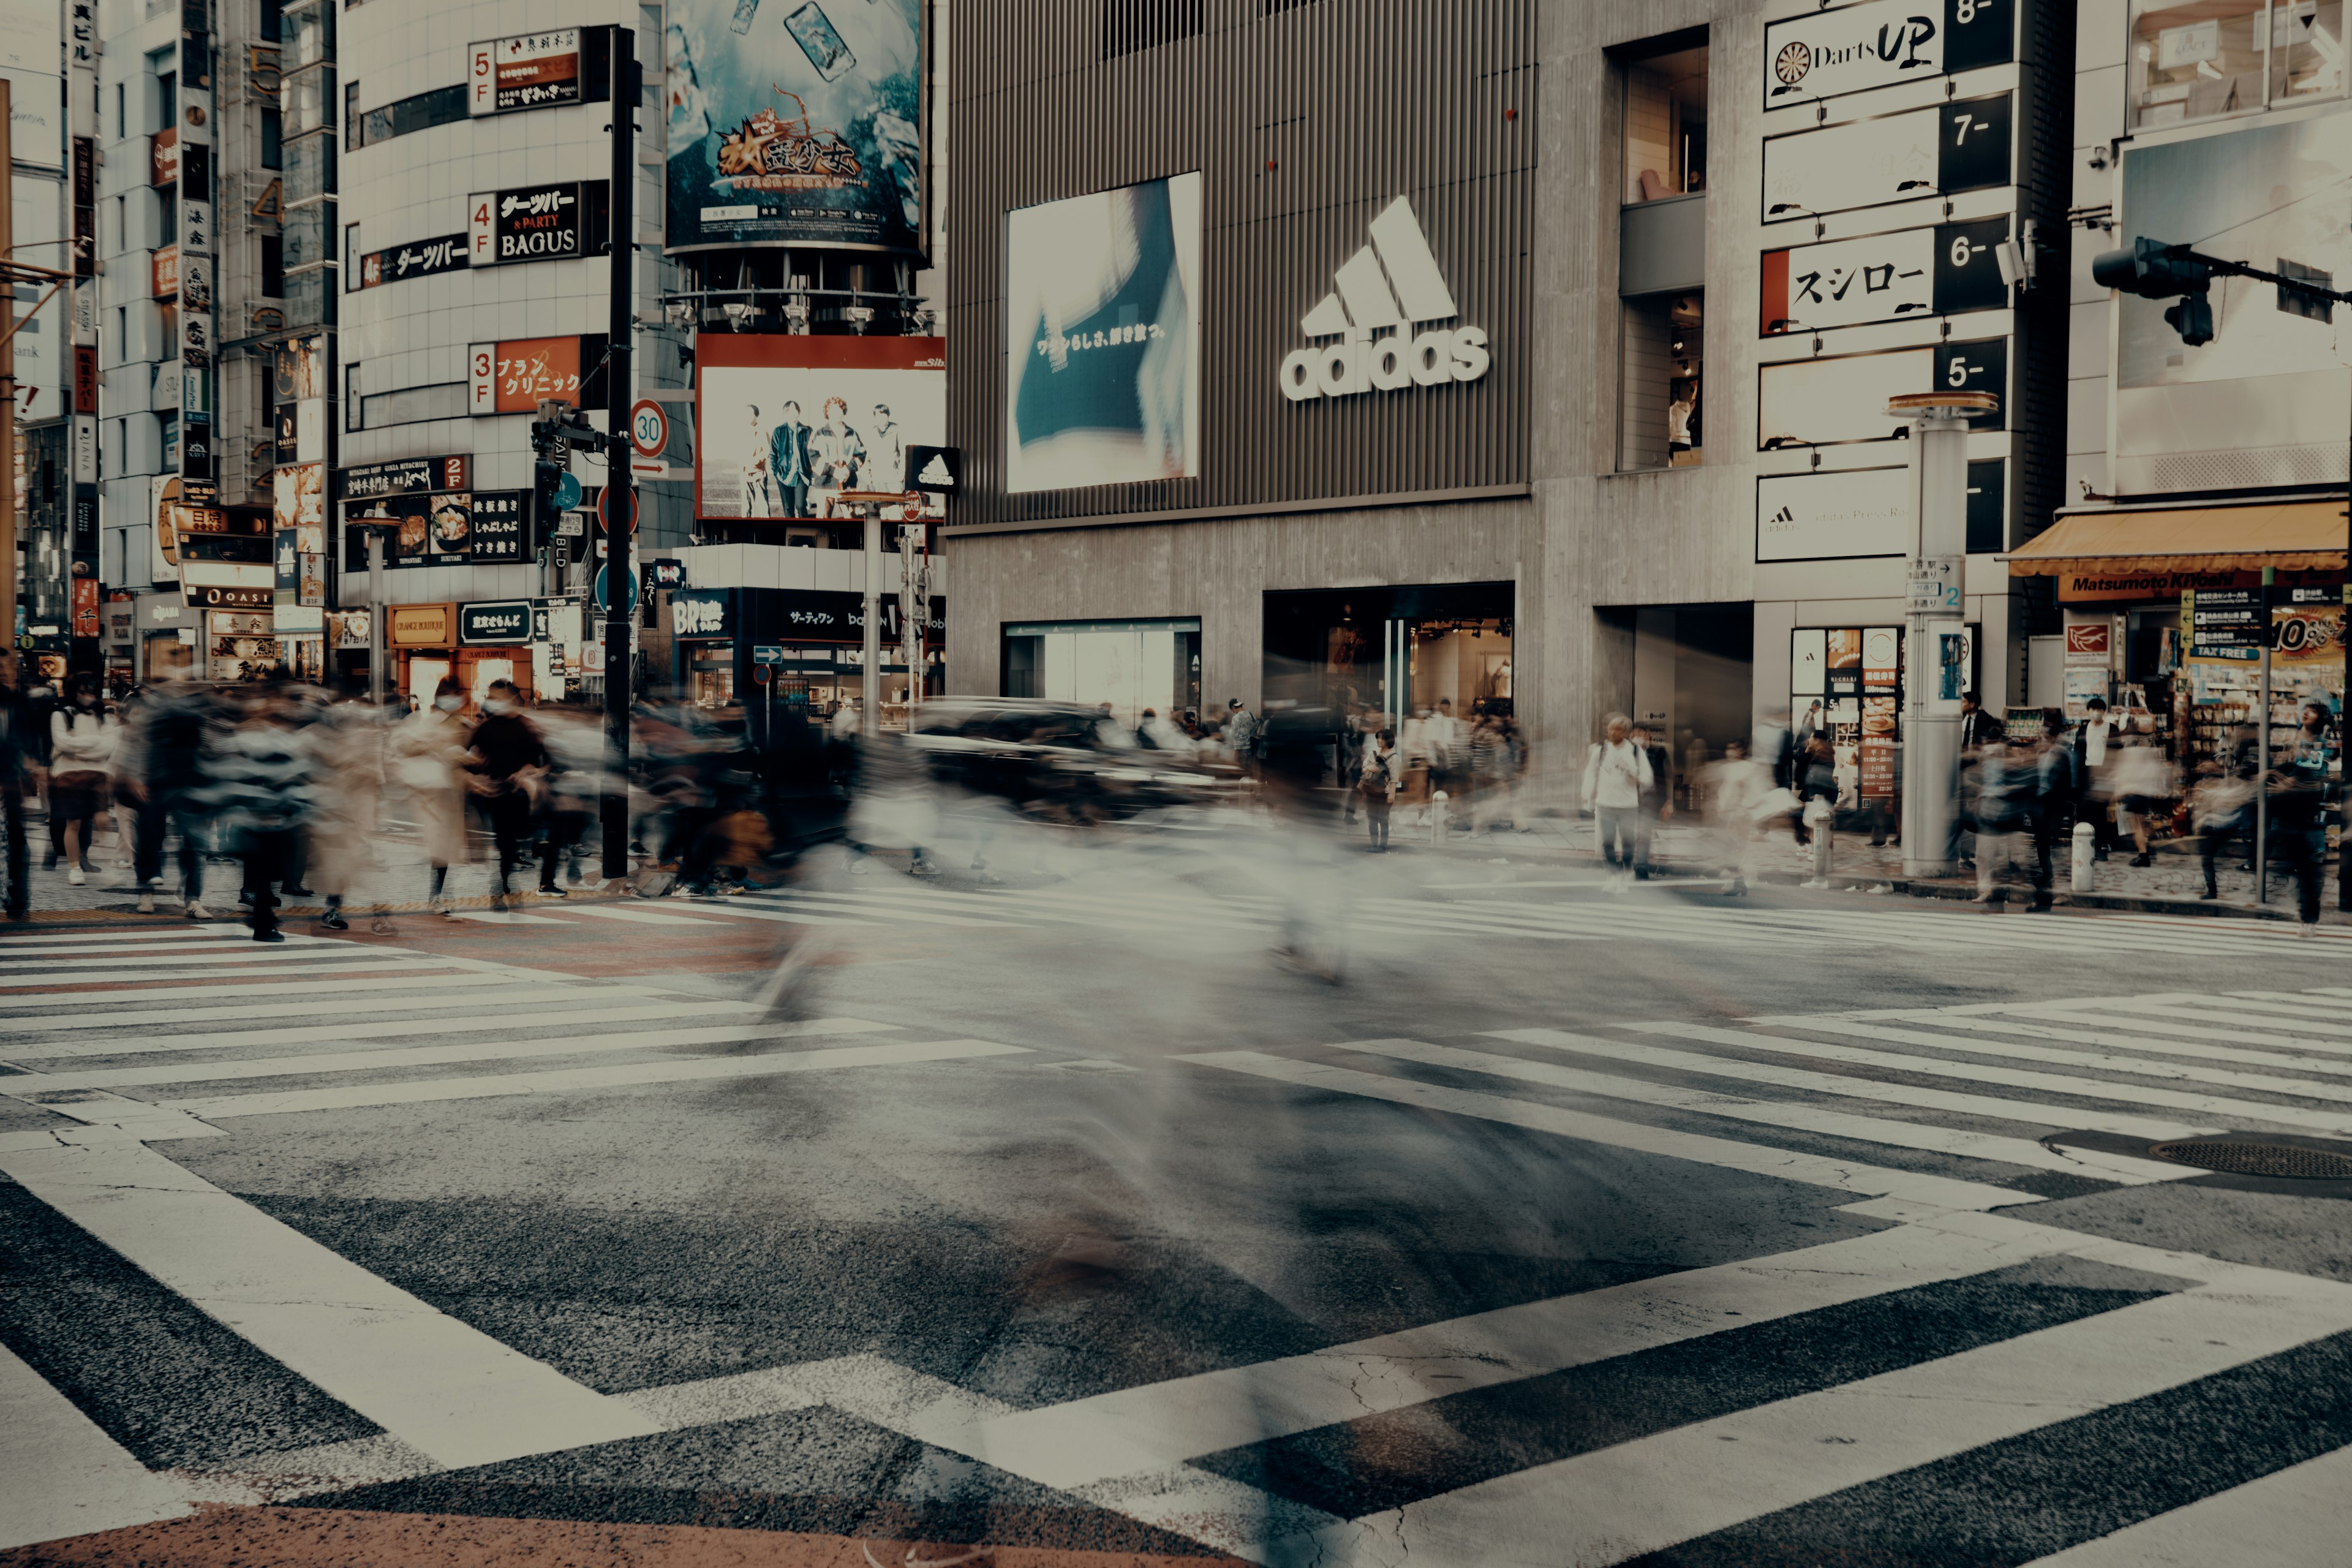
[600, 29, 636, 881]
[1889, 390, 1997, 881]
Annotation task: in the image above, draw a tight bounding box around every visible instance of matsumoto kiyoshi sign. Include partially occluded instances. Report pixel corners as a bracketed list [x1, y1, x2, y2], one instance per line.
[1763, 0, 2015, 107]
[1279, 196, 1490, 403]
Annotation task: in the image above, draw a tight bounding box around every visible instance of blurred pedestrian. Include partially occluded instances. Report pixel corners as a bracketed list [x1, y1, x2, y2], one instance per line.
[0, 653, 30, 919]
[2266, 699, 2332, 932]
[2075, 696, 2122, 860]
[2114, 729, 2173, 868]
[2195, 724, 2259, 902]
[1468, 712, 1506, 834]
[1631, 723, 1673, 879]
[1703, 739, 1768, 895]
[1973, 741, 2027, 903]
[123, 666, 220, 917]
[2029, 715, 2079, 911]
[1583, 714, 1651, 889]
[1798, 733, 1839, 887]
[1360, 726, 1399, 851]
[47, 674, 115, 888]
[202, 688, 318, 942]
[306, 696, 387, 932]
[466, 679, 549, 912]
[390, 676, 472, 914]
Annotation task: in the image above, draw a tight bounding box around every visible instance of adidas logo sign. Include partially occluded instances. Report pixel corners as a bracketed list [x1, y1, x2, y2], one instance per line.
[1280, 195, 1491, 402]
[915, 453, 954, 488]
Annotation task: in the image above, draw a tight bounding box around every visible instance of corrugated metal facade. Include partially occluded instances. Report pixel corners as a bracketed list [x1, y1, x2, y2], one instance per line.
[946, 0, 1539, 530]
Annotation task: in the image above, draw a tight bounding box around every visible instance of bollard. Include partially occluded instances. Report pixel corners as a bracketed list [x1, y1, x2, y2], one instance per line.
[2071, 820, 2095, 894]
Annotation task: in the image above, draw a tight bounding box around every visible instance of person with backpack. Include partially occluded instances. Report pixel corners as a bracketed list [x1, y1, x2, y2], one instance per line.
[1583, 714, 1653, 888]
[1359, 726, 1400, 851]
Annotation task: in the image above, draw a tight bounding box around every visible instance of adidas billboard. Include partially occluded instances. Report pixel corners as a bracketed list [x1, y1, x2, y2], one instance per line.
[1280, 196, 1490, 402]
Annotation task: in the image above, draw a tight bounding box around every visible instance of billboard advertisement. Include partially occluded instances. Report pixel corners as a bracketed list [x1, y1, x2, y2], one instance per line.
[664, 0, 925, 255]
[695, 333, 944, 520]
[2116, 112, 2352, 492]
[1004, 173, 1202, 494]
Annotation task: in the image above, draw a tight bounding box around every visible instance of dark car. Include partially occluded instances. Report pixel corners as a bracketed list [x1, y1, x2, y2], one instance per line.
[907, 698, 1239, 821]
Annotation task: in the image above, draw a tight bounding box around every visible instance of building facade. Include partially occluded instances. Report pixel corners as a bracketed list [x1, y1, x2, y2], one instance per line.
[940, 0, 2078, 813]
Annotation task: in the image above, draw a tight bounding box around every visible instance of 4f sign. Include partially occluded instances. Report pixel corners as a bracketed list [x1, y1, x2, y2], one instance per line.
[1280, 196, 1490, 402]
[630, 399, 668, 459]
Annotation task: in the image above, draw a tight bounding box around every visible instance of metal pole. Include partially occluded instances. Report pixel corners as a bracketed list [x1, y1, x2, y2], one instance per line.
[1900, 407, 1973, 880]
[861, 504, 881, 736]
[366, 530, 385, 705]
[2258, 567, 2274, 903]
[600, 29, 636, 880]
[0, 79, 15, 650]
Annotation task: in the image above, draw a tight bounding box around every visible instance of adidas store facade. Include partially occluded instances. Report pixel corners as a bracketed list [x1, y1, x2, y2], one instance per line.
[940, 1, 2068, 785]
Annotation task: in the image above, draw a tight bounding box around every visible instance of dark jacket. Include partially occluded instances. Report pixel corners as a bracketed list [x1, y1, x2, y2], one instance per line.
[467, 712, 549, 791]
[767, 420, 813, 491]
[1960, 707, 2002, 749]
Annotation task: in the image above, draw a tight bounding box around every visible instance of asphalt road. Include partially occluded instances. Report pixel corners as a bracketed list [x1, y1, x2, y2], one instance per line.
[5, 823, 2352, 1567]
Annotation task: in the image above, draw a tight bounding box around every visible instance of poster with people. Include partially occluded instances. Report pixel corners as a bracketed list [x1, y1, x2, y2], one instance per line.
[663, 0, 925, 254]
[694, 334, 944, 520]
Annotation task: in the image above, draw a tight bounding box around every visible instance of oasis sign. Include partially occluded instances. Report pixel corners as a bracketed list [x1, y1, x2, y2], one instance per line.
[1279, 195, 1490, 402]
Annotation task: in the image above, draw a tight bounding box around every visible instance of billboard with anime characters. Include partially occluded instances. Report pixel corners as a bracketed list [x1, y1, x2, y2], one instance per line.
[664, 0, 925, 255]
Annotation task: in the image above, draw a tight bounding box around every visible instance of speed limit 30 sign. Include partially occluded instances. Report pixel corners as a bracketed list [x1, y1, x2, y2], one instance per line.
[628, 399, 669, 461]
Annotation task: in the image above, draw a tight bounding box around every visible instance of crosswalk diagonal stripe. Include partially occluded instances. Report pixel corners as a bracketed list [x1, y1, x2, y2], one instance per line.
[4, 1017, 900, 1092]
[2027, 1000, 2352, 1047]
[1179, 1051, 2038, 1210]
[1746, 1015, 2352, 1106]
[1627, 1021, 2352, 1136]
[166, 1036, 1031, 1120]
[0, 1341, 194, 1550]
[1877, 1009, 2352, 1071]
[2020, 1441, 2352, 1566]
[1487, 1028, 2212, 1142]
[1339, 1038, 2192, 1184]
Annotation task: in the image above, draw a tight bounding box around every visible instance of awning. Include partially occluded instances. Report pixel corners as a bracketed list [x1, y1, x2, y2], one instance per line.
[2007, 500, 2348, 576]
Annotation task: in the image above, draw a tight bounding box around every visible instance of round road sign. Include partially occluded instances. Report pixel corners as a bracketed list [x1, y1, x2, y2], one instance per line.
[593, 564, 641, 616]
[595, 483, 639, 533]
[629, 399, 669, 459]
[552, 472, 584, 512]
[751, 663, 774, 686]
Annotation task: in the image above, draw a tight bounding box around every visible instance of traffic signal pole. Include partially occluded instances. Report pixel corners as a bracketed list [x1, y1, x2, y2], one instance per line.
[601, 31, 636, 881]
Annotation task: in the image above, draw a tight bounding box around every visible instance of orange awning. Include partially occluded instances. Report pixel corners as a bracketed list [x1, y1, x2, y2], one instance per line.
[2007, 501, 2349, 576]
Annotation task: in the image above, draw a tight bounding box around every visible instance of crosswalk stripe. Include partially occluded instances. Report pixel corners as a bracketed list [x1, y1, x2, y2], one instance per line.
[1489, 1028, 2211, 1142]
[1180, 1050, 2037, 1210]
[2030, 1001, 2352, 1048]
[0, 929, 215, 949]
[1299, 1262, 2352, 1568]
[0, 982, 701, 1041]
[0, 938, 284, 960]
[0, 957, 453, 989]
[6, 1016, 900, 1092]
[446, 908, 573, 924]
[744, 891, 1029, 928]
[544, 903, 728, 927]
[0, 1136, 662, 1471]
[0, 943, 374, 971]
[168, 1036, 1030, 1120]
[1877, 1011, 2352, 1074]
[1751, 1015, 2352, 1107]
[2022, 1442, 2352, 1566]
[1339, 1038, 2192, 1184]
[1630, 1020, 2352, 1136]
[0, 1341, 194, 1550]
[0, 970, 546, 1017]
[635, 900, 880, 927]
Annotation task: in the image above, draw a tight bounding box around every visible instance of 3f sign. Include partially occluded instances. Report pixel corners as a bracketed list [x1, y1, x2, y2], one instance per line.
[1280, 196, 1491, 402]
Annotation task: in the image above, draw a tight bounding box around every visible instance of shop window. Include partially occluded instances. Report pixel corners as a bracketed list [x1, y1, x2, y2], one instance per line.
[1622, 36, 1706, 203]
[2129, 1, 2345, 129]
[1001, 619, 1200, 726]
[1619, 292, 1702, 472]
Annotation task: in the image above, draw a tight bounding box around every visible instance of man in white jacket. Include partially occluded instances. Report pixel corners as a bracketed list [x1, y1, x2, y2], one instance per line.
[1583, 713, 1653, 887]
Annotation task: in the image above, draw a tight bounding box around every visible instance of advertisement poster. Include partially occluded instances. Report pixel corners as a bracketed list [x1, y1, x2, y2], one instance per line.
[664, 0, 925, 254]
[695, 333, 944, 520]
[1004, 173, 1203, 494]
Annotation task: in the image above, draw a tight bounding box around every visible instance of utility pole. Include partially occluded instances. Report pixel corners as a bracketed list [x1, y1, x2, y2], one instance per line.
[601, 30, 636, 880]
[1, 79, 15, 650]
[1889, 389, 1995, 880]
[366, 530, 385, 704]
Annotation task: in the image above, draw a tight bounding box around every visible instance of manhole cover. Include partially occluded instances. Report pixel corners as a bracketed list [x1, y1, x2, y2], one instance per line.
[2148, 1140, 2352, 1180]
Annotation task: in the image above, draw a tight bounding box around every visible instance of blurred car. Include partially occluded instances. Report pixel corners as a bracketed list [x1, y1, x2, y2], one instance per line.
[907, 697, 1240, 821]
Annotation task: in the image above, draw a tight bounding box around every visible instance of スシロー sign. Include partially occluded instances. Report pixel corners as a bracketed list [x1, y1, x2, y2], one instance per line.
[1763, 0, 2016, 108]
[1761, 218, 2009, 334]
[469, 29, 583, 116]
[459, 599, 534, 646]
[468, 181, 605, 266]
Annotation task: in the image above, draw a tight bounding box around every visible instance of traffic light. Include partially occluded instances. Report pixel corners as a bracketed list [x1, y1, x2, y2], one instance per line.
[533, 453, 568, 535]
[2091, 236, 2216, 345]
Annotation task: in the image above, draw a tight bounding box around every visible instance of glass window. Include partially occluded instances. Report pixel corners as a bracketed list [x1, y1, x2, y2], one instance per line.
[2273, 0, 2348, 102]
[282, 197, 335, 271]
[1618, 292, 1703, 471]
[285, 63, 336, 136]
[2131, 0, 2271, 127]
[284, 132, 333, 205]
[261, 106, 281, 169]
[260, 233, 283, 298]
[283, 0, 334, 70]
[1623, 43, 1708, 203]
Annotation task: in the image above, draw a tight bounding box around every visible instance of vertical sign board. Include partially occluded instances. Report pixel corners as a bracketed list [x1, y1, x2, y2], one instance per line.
[1762, 94, 2014, 225]
[178, 2, 216, 497]
[1762, 0, 2016, 107]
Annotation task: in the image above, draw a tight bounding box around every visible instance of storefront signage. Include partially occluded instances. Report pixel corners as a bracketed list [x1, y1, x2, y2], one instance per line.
[1761, 218, 2009, 335]
[469, 336, 585, 415]
[2185, 588, 2264, 660]
[770, 588, 946, 645]
[648, 557, 687, 589]
[151, 244, 178, 299]
[468, 181, 603, 267]
[469, 29, 582, 116]
[2059, 567, 2335, 604]
[1763, 0, 2015, 107]
[149, 127, 177, 186]
[1277, 194, 1488, 404]
[674, 589, 729, 638]
[388, 603, 456, 647]
[340, 454, 470, 500]
[2064, 623, 2112, 664]
[1757, 466, 1911, 562]
[353, 233, 467, 290]
[1762, 94, 2012, 224]
[459, 600, 533, 646]
[470, 491, 527, 560]
[1906, 554, 1963, 614]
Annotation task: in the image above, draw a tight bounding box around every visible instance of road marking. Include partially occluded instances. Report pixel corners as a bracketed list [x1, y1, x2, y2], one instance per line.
[0, 1136, 662, 1471]
[1490, 1028, 2211, 1142]
[0, 944, 386, 971]
[1877, 1011, 2352, 1073]
[1630, 1021, 2352, 1136]
[6, 1017, 902, 1091]
[0, 927, 214, 944]
[445, 910, 573, 925]
[541, 903, 727, 927]
[1294, 1260, 2352, 1568]
[3, 1000, 778, 1061]
[746, 890, 1033, 928]
[0, 1340, 194, 1550]
[169, 1036, 1030, 1119]
[1181, 1051, 2038, 1210]
[2022, 1442, 2352, 1566]
[0, 983, 713, 1046]
[1341, 1038, 2192, 1184]
[0, 970, 557, 1018]
[0, 957, 451, 989]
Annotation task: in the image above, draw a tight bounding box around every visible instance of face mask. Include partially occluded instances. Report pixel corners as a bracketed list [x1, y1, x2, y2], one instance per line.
[435, 696, 464, 713]
[75, 695, 96, 707]
[483, 698, 514, 716]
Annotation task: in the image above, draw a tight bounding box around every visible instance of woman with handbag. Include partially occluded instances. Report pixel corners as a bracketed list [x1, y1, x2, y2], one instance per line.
[48, 674, 116, 887]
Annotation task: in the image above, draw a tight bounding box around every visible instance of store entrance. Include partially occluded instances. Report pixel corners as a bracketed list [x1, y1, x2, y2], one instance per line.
[1264, 582, 1515, 727]
[1594, 603, 1754, 810]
